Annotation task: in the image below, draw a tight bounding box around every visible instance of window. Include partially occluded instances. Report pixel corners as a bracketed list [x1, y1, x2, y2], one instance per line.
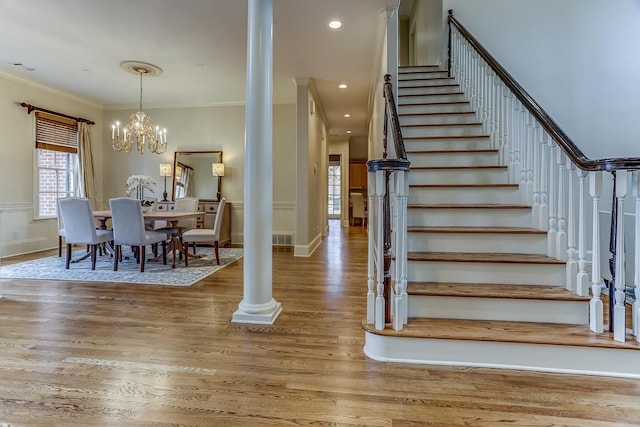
[328, 161, 341, 218]
[35, 112, 79, 218]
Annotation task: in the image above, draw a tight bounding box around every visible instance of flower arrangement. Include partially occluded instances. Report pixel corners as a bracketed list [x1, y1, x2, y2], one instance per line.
[125, 175, 156, 199]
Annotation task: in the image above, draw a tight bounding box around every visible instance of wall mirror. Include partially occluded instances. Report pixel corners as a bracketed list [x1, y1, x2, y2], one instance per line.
[172, 151, 223, 201]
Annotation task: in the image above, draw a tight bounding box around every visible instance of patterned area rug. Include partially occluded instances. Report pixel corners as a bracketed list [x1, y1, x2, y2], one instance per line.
[0, 247, 243, 286]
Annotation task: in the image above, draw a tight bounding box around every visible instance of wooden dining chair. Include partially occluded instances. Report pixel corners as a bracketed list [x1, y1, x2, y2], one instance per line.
[58, 198, 114, 270]
[181, 198, 226, 266]
[109, 197, 168, 272]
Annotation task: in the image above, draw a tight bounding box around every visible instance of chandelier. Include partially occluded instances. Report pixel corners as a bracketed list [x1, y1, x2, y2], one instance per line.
[111, 61, 167, 154]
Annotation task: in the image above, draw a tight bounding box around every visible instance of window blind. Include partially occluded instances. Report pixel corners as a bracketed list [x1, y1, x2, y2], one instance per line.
[35, 112, 78, 153]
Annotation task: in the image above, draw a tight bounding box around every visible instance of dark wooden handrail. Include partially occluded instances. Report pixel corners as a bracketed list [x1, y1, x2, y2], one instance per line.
[448, 10, 640, 172]
[383, 74, 407, 161]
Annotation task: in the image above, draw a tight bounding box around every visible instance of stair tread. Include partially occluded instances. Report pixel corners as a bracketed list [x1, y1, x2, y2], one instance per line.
[407, 149, 497, 154]
[409, 183, 517, 188]
[408, 251, 564, 264]
[400, 92, 464, 97]
[406, 282, 588, 301]
[361, 318, 640, 350]
[402, 122, 482, 127]
[404, 135, 490, 140]
[398, 83, 458, 89]
[400, 111, 475, 117]
[407, 225, 545, 234]
[400, 101, 470, 107]
[408, 204, 530, 209]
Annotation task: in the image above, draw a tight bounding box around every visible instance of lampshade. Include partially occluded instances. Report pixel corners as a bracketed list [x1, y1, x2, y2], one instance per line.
[212, 163, 225, 177]
[159, 163, 172, 176]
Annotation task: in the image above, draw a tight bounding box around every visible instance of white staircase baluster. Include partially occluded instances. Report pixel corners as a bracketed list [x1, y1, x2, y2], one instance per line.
[538, 132, 549, 230]
[518, 108, 528, 203]
[613, 170, 628, 342]
[576, 169, 590, 296]
[393, 171, 409, 330]
[556, 150, 568, 261]
[565, 162, 577, 291]
[375, 169, 386, 330]
[633, 171, 640, 340]
[498, 83, 508, 166]
[547, 142, 558, 257]
[589, 171, 604, 333]
[524, 113, 534, 205]
[531, 121, 541, 226]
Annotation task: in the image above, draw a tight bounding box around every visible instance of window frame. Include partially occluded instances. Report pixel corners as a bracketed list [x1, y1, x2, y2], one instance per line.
[33, 112, 79, 219]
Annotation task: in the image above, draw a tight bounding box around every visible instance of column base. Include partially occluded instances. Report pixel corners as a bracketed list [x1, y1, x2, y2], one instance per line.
[232, 298, 282, 325]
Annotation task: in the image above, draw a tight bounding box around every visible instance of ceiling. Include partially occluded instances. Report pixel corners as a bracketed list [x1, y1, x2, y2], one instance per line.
[0, 0, 395, 138]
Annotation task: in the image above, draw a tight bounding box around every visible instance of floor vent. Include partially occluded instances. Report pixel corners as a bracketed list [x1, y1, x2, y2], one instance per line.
[272, 233, 293, 246]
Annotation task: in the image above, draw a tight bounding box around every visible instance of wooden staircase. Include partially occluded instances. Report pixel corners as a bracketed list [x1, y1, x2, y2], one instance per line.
[363, 66, 640, 378]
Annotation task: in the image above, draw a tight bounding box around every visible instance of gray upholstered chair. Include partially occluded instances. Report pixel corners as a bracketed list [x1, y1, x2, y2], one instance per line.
[351, 193, 367, 227]
[58, 197, 114, 270]
[57, 199, 66, 257]
[181, 198, 226, 266]
[109, 197, 168, 272]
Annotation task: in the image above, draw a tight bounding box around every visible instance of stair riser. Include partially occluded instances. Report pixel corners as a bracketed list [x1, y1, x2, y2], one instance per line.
[408, 152, 499, 167]
[402, 125, 484, 138]
[408, 209, 532, 228]
[408, 296, 588, 324]
[399, 103, 471, 114]
[407, 260, 565, 286]
[399, 94, 467, 104]
[400, 113, 478, 126]
[408, 187, 520, 205]
[364, 334, 640, 378]
[398, 78, 454, 87]
[409, 168, 508, 185]
[399, 71, 448, 79]
[407, 232, 547, 255]
[399, 85, 461, 95]
[405, 137, 492, 151]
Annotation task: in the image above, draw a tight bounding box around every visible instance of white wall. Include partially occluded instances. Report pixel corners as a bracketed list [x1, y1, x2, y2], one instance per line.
[0, 69, 297, 256]
[411, 0, 443, 65]
[442, 0, 640, 159]
[102, 104, 297, 245]
[0, 72, 103, 257]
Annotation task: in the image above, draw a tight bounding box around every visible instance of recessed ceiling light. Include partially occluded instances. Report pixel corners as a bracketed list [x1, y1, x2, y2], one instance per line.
[338, 83, 348, 89]
[346, 130, 352, 134]
[329, 20, 342, 29]
[344, 114, 351, 118]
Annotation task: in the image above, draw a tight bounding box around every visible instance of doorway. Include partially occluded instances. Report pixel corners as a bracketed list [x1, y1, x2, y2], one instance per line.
[328, 155, 341, 219]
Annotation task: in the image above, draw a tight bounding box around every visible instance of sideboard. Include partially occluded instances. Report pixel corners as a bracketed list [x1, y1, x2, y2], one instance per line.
[157, 199, 231, 247]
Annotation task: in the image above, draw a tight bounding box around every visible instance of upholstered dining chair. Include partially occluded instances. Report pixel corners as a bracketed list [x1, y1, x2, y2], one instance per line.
[156, 197, 199, 258]
[109, 197, 168, 272]
[58, 198, 114, 270]
[181, 198, 226, 266]
[351, 193, 367, 227]
[57, 199, 66, 257]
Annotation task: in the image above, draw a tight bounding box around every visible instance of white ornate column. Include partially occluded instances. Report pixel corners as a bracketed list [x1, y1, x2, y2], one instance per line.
[233, 0, 282, 324]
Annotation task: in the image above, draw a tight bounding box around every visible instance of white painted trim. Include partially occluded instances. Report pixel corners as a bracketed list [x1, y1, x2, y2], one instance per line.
[364, 332, 640, 379]
[294, 232, 322, 257]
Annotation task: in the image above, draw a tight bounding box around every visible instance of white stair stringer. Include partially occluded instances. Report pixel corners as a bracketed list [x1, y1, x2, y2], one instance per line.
[363, 330, 640, 379]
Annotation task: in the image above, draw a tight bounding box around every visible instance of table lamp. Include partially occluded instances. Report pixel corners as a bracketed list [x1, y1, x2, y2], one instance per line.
[212, 162, 225, 201]
[159, 163, 172, 201]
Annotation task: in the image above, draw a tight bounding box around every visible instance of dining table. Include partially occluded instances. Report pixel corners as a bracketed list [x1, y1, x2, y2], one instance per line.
[93, 210, 202, 268]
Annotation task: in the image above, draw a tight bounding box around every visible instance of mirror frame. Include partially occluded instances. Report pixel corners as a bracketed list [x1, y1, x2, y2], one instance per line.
[172, 150, 223, 201]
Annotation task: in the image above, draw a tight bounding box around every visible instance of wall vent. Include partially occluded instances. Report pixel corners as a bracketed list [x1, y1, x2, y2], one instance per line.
[272, 233, 293, 246]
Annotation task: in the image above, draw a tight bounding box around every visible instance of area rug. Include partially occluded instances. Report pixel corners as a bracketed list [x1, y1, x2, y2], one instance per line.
[0, 247, 243, 286]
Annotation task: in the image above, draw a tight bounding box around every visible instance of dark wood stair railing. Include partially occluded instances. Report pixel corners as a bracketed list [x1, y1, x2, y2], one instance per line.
[367, 74, 410, 329]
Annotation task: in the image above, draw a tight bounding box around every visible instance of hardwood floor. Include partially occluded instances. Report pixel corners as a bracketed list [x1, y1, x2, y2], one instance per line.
[1, 221, 640, 426]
